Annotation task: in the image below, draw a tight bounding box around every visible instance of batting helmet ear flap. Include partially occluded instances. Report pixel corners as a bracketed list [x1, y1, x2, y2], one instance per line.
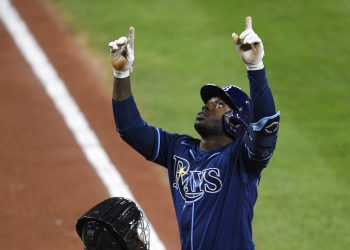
[223, 110, 249, 139]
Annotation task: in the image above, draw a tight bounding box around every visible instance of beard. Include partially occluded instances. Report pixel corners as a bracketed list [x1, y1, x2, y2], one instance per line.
[194, 119, 224, 139]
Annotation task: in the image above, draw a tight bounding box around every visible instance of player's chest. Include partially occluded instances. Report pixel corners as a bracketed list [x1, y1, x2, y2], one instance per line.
[170, 148, 235, 203]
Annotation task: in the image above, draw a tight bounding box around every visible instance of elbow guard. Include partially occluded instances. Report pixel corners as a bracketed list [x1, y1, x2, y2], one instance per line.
[244, 112, 280, 161]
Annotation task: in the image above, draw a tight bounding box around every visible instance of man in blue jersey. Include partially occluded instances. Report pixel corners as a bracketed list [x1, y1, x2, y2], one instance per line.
[109, 16, 280, 250]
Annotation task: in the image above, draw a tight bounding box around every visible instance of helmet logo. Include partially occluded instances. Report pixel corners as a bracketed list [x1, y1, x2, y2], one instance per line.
[222, 85, 233, 91]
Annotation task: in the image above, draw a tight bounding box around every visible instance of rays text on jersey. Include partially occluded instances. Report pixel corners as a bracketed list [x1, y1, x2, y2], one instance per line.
[172, 155, 222, 203]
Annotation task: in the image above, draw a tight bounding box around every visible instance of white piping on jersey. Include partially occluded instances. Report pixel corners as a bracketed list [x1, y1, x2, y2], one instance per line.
[152, 128, 161, 161]
[252, 111, 280, 131]
[180, 140, 193, 146]
[206, 152, 221, 162]
[191, 203, 195, 250]
[189, 149, 195, 159]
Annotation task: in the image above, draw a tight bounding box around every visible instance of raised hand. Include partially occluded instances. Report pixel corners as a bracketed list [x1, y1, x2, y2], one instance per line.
[109, 26, 135, 78]
[232, 17, 264, 70]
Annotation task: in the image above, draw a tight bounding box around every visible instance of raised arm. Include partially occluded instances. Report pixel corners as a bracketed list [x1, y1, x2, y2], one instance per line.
[108, 27, 175, 166]
[109, 26, 135, 101]
[232, 16, 276, 120]
[232, 17, 280, 165]
[109, 27, 156, 160]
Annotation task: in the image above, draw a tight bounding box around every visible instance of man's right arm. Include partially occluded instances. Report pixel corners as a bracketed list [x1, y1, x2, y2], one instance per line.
[110, 27, 134, 101]
[109, 27, 173, 166]
[113, 76, 132, 101]
[110, 27, 158, 161]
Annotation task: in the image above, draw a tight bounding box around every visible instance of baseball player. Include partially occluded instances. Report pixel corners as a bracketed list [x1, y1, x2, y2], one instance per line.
[109, 16, 280, 250]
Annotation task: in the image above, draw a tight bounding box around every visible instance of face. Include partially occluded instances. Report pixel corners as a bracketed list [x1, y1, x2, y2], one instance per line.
[194, 97, 232, 138]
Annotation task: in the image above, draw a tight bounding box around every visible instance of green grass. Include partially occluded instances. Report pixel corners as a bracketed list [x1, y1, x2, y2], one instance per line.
[50, 0, 350, 249]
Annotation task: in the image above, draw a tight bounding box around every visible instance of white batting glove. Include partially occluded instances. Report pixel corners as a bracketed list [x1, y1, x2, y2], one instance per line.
[232, 16, 264, 71]
[108, 26, 135, 78]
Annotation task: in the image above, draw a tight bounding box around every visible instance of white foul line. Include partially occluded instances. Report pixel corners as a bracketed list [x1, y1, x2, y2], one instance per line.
[0, 0, 165, 249]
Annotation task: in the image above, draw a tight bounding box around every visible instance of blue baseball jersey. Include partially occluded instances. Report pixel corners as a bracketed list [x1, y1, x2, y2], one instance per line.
[113, 69, 280, 250]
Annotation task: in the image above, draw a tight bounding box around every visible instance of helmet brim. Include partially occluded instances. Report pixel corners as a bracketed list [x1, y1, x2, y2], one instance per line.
[200, 84, 237, 110]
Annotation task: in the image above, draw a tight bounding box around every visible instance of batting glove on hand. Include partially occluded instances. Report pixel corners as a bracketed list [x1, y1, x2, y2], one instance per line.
[232, 16, 264, 71]
[108, 26, 135, 78]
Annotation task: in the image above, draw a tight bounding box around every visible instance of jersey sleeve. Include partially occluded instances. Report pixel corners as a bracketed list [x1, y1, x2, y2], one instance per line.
[242, 68, 280, 169]
[243, 112, 280, 167]
[112, 96, 176, 167]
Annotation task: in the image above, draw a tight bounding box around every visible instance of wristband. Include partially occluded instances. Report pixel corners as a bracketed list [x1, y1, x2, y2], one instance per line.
[113, 68, 130, 78]
[246, 61, 264, 71]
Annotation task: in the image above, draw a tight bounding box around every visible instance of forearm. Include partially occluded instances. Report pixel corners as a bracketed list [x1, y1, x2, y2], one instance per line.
[110, 26, 135, 101]
[247, 68, 276, 122]
[112, 76, 132, 101]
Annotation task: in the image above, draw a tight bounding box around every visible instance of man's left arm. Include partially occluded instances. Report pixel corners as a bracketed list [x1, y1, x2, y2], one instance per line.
[245, 69, 280, 164]
[232, 16, 280, 164]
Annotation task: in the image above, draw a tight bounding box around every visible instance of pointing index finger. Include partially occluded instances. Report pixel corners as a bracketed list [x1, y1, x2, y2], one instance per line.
[245, 16, 252, 30]
[128, 26, 135, 49]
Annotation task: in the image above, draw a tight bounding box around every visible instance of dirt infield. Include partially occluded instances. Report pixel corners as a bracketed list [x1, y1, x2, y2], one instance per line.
[0, 0, 179, 249]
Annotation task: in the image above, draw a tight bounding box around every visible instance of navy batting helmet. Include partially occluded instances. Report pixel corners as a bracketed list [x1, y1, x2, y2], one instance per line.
[200, 84, 252, 139]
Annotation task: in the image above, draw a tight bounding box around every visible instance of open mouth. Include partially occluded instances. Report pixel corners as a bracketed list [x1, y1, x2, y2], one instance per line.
[196, 111, 208, 120]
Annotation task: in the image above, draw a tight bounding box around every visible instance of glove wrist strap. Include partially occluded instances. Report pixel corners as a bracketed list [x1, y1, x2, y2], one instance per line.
[246, 61, 264, 71]
[113, 68, 130, 78]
